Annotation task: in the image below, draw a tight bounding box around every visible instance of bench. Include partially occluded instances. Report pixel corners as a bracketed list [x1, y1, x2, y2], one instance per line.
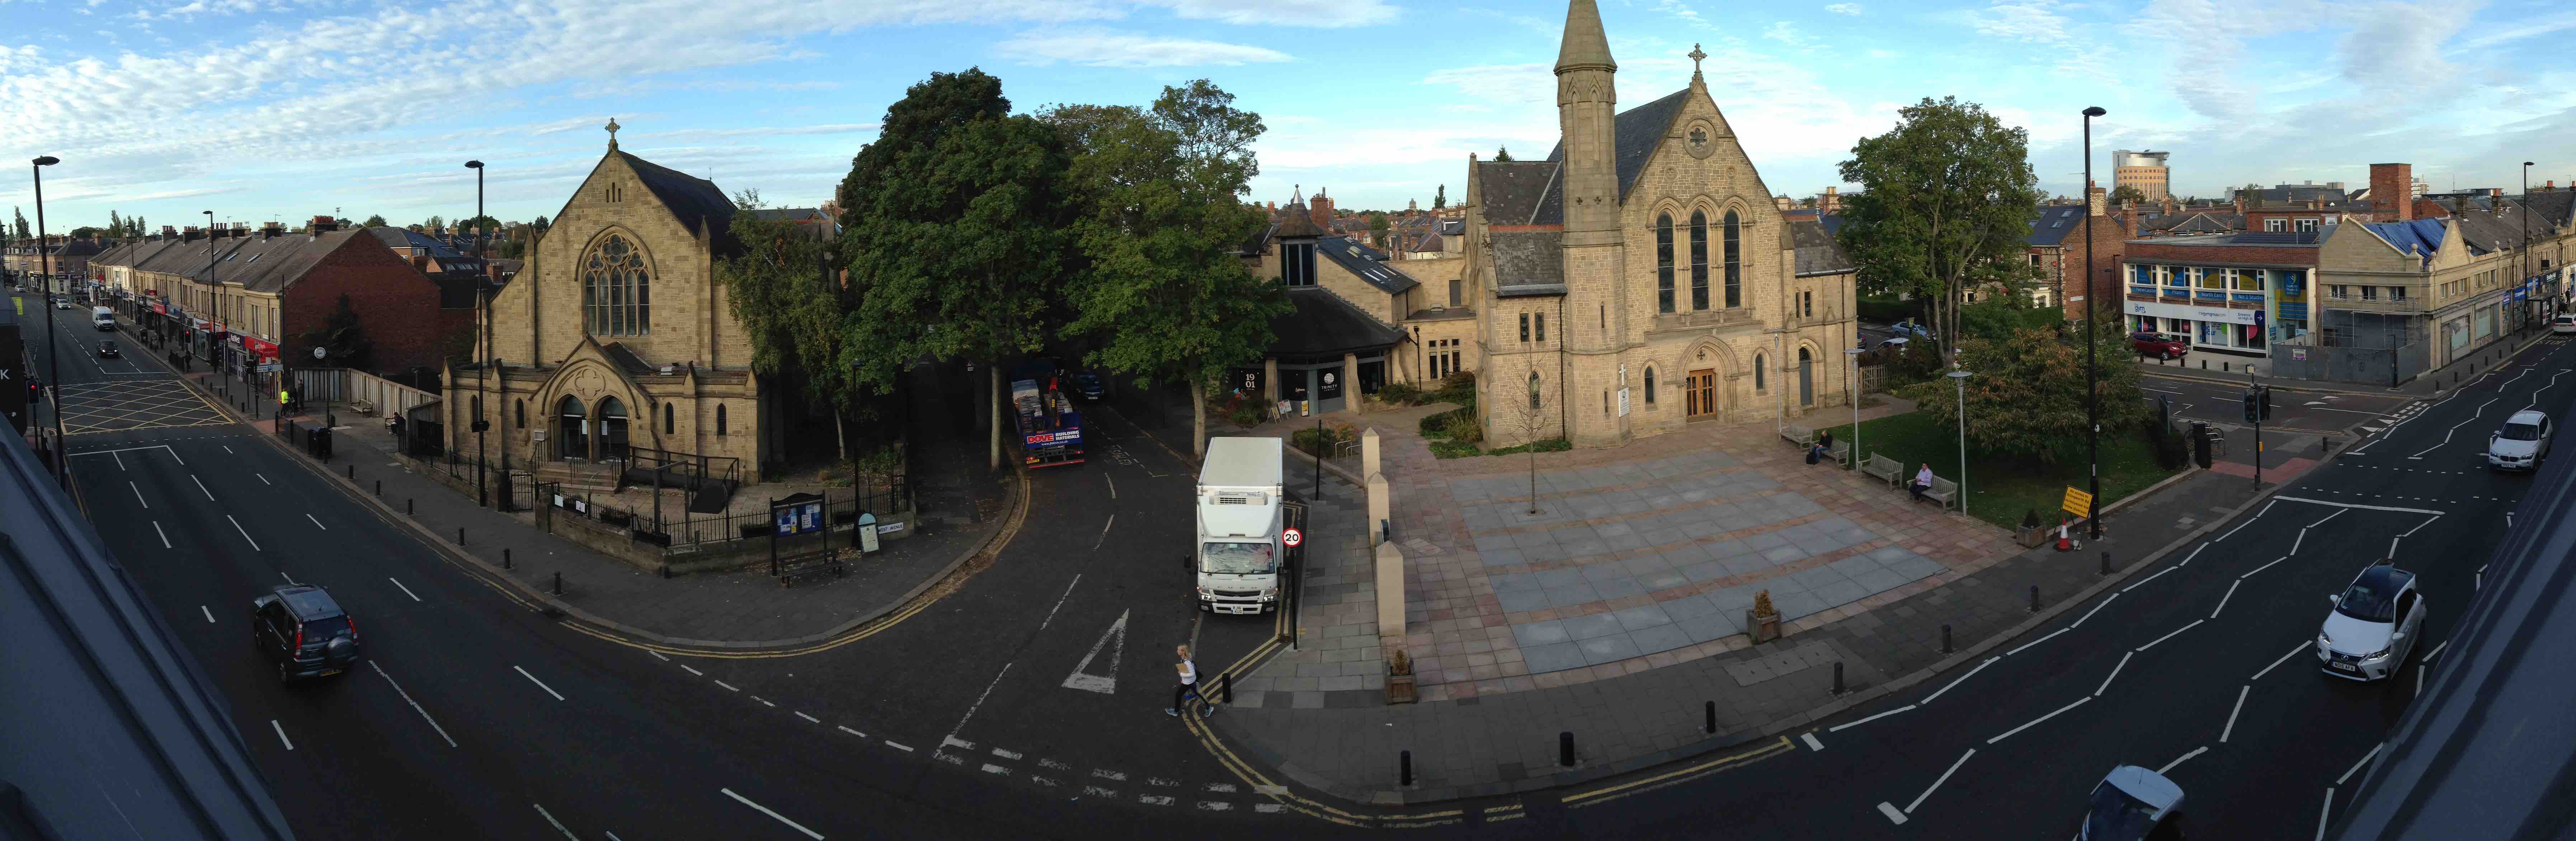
[1920, 476, 1961, 512]
[1781, 424, 1815, 449]
[349, 399, 376, 415]
[1827, 439, 1851, 468]
[1860, 454, 1905, 488]
[776, 549, 847, 589]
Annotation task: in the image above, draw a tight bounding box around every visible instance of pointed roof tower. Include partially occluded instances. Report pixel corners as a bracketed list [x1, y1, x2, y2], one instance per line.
[1555, 0, 1616, 74]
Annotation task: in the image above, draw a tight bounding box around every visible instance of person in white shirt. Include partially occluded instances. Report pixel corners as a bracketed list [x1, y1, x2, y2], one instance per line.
[1167, 644, 1218, 718]
[1911, 463, 1935, 502]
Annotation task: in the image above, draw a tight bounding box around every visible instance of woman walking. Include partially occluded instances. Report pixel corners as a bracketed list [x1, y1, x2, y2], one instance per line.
[1167, 644, 1218, 718]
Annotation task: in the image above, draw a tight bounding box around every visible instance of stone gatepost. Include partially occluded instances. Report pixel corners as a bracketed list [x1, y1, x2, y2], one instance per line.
[1375, 541, 1405, 640]
[1367, 471, 1390, 548]
[1361, 427, 1381, 481]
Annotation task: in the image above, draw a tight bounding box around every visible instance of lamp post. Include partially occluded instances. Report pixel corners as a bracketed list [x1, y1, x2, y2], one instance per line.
[31, 155, 61, 480]
[1948, 369, 1973, 512]
[2080, 105, 2106, 540]
[465, 160, 486, 261]
[1845, 347, 1865, 466]
[2522, 161, 2535, 328]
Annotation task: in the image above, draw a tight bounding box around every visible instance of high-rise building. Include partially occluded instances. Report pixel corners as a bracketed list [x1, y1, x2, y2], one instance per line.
[2112, 149, 2171, 202]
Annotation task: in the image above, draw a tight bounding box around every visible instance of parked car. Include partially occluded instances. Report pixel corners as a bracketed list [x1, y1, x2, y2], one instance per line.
[1889, 319, 1937, 341]
[251, 584, 362, 682]
[2316, 559, 2426, 682]
[2130, 332, 2189, 361]
[2487, 409, 2552, 471]
[95, 340, 118, 359]
[1874, 337, 1912, 353]
[1071, 371, 1106, 401]
[2081, 765, 2186, 841]
[53, 298, 70, 310]
[2552, 314, 2576, 335]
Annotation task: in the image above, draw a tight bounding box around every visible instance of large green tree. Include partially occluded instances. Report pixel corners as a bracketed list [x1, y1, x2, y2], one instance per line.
[1835, 96, 2045, 363]
[723, 188, 861, 460]
[1897, 324, 2147, 465]
[11, 207, 27, 240]
[361, 214, 388, 228]
[1433, 184, 1447, 209]
[2106, 185, 2147, 207]
[298, 293, 376, 371]
[838, 67, 1080, 469]
[1049, 80, 1291, 457]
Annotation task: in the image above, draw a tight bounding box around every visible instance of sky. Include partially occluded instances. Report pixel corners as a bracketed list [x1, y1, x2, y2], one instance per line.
[3, 0, 2575, 234]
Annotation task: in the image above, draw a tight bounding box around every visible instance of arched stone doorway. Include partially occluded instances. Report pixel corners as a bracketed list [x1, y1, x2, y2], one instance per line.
[556, 395, 588, 461]
[598, 396, 630, 462]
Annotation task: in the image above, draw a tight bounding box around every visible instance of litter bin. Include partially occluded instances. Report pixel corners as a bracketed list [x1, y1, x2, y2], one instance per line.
[2190, 421, 2214, 469]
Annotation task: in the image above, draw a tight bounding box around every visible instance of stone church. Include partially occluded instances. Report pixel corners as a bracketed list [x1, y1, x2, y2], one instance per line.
[1465, 0, 1857, 448]
[442, 120, 774, 492]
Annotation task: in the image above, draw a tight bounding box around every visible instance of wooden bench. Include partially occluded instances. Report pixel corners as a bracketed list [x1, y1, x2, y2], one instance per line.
[349, 399, 375, 415]
[1781, 424, 1815, 449]
[1861, 454, 1905, 488]
[777, 550, 847, 589]
[1827, 439, 1851, 468]
[1920, 476, 1960, 512]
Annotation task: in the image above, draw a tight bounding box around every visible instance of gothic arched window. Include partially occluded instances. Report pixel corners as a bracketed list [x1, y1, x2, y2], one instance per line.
[716, 404, 728, 436]
[1689, 211, 1710, 310]
[582, 234, 651, 337]
[1527, 371, 1542, 412]
[1753, 353, 1766, 392]
[1655, 214, 1676, 313]
[515, 399, 526, 428]
[1644, 367, 1657, 404]
[664, 403, 675, 434]
[1722, 210, 1742, 309]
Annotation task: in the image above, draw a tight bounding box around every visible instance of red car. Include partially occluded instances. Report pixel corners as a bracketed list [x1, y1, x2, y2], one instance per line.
[2131, 332, 2188, 360]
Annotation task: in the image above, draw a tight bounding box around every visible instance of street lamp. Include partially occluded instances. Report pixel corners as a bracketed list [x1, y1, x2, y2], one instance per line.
[2080, 105, 2106, 540]
[1845, 347, 1865, 467]
[31, 155, 61, 479]
[2523, 161, 2535, 328]
[464, 160, 486, 261]
[1948, 369, 1973, 514]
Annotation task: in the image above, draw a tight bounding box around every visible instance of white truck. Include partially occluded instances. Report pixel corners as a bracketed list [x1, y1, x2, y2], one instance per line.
[1196, 437, 1287, 615]
[91, 306, 115, 331]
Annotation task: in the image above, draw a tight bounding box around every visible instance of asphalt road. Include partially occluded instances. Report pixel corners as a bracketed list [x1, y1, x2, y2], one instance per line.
[2136, 370, 2416, 436]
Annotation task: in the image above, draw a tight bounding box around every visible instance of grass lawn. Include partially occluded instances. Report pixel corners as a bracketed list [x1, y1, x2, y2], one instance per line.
[1819, 412, 2184, 531]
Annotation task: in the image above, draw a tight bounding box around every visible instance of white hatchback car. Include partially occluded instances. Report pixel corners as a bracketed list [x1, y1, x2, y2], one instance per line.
[2317, 559, 2426, 682]
[2553, 314, 2576, 334]
[2487, 409, 2552, 471]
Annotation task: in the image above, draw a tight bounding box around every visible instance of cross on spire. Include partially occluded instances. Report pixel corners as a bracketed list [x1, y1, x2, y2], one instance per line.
[606, 117, 622, 150]
[1688, 43, 1706, 79]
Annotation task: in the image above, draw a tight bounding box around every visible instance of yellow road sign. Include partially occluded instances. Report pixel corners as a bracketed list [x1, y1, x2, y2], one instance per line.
[2062, 487, 2094, 518]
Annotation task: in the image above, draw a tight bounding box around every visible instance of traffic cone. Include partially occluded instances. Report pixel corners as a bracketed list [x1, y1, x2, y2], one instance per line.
[2056, 517, 2072, 552]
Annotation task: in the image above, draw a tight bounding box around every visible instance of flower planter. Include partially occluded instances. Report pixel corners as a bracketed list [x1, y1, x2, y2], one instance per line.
[1385, 672, 1417, 705]
[1747, 610, 1782, 644]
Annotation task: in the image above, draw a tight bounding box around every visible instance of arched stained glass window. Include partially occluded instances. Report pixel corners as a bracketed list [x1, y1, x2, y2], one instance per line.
[1655, 214, 1675, 313]
[582, 234, 650, 337]
[1690, 211, 1710, 310]
[1722, 211, 1742, 309]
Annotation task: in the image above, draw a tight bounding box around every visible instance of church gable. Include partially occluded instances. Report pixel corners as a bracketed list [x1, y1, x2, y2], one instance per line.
[1545, 88, 1691, 204]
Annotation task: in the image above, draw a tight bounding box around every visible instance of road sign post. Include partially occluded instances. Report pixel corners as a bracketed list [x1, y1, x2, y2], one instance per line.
[1282, 527, 1303, 548]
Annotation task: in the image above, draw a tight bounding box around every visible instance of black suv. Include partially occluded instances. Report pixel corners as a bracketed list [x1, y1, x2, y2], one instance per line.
[96, 340, 119, 359]
[251, 585, 361, 682]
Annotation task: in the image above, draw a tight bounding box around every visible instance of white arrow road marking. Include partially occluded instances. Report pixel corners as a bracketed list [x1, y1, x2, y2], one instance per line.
[1061, 609, 1129, 694]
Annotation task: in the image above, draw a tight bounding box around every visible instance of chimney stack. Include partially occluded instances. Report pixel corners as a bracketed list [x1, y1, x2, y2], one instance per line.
[2369, 163, 2414, 221]
[309, 215, 338, 233]
[2087, 181, 2107, 218]
[182, 226, 203, 243]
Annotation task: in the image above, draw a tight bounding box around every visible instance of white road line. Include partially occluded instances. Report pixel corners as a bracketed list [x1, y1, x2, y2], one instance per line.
[1987, 698, 2088, 744]
[2242, 556, 2288, 579]
[981, 764, 1009, 775]
[1138, 795, 1174, 806]
[2123, 567, 2176, 593]
[1037, 573, 1082, 632]
[112, 451, 124, 471]
[154, 521, 170, 548]
[1922, 657, 1999, 704]
[2421, 640, 2448, 664]
[720, 788, 824, 840]
[714, 680, 738, 692]
[388, 578, 421, 602]
[681, 664, 702, 676]
[1904, 748, 1976, 813]
[2211, 579, 2242, 619]
[1800, 733, 1824, 751]
[2339, 743, 2382, 785]
[306, 514, 327, 530]
[190, 474, 215, 501]
[992, 747, 1022, 760]
[2291, 529, 2308, 555]
[2157, 746, 2208, 775]
[270, 720, 294, 751]
[2272, 495, 2445, 515]
[2416, 663, 2424, 696]
[647, 651, 668, 662]
[838, 725, 866, 738]
[796, 711, 820, 723]
[129, 481, 147, 508]
[2176, 544, 2208, 567]
[371, 662, 457, 748]
[223, 445, 233, 454]
[1041, 758, 1073, 771]
[2071, 593, 2120, 628]
[1196, 801, 1233, 811]
[1106, 474, 1116, 499]
[256, 473, 269, 485]
[885, 741, 913, 752]
[2005, 628, 2068, 657]
[1828, 704, 1917, 732]
[2095, 652, 2135, 697]
[2135, 620, 2203, 652]
[1084, 786, 1120, 799]
[2316, 788, 2335, 841]
[2222, 685, 2250, 743]
[1092, 769, 1128, 781]
[1878, 802, 1909, 825]
[201, 605, 214, 624]
[755, 697, 776, 708]
[533, 804, 578, 840]
[1091, 515, 1117, 553]
[2255, 640, 2313, 681]
[1204, 782, 1238, 793]
[2308, 508, 2348, 529]
[943, 663, 1013, 754]
[943, 736, 974, 750]
[225, 515, 262, 551]
[514, 666, 566, 701]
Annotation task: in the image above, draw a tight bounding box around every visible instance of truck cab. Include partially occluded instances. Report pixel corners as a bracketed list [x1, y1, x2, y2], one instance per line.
[1197, 437, 1285, 615]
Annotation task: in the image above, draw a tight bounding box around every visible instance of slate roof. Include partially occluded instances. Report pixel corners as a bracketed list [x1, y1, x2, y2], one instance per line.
[1817, 213, 1845, 237]
[1441, 219, 1464, 236]
[616, 151, 743, 257]
[1275, 203, 1326, 238]
[2026, 205, 2087, 246]
[1475, 160, 1564, 227]
[1490, 230, 1565, 295]
[1545, 87, 1692, 203]
[1318, 236, 1419, 295]
[1790, 220, 1856, 277]
[2519, 191, 2576, 229]
[1267, 286, 1404, 356]
[2442, 201, 2530, 256]
[2253, 185, 2355, 205]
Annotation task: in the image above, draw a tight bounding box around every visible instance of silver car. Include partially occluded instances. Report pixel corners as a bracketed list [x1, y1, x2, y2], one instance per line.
[2487, 409, 2552, 471]
[2081, 765, 2185, 840]
[2317, 559, 2426, 682]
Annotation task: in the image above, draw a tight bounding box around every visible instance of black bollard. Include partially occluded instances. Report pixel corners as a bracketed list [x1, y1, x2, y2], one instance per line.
[457, 527, 465, 547]
[551, 572, 562, 596]
[1219, 673, 1233, 704]
[1705, 701, 1717, 734]
[1833, 662, 1845, 695]
[503, 549, 513, 570]
[2100, 551, 2112, 576]
[1559, 732, 1575, 767]
[347, 464, 354, 480]
[1400, 750, 1413, 786]
[1942, 624, 1953, 654]
[375, 479, 381, 496]
[2030, 585, 2040, 614]
[408, 498, 414, 515]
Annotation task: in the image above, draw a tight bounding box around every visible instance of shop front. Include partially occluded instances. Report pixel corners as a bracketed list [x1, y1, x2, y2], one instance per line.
[2124, 299, 2266, 354]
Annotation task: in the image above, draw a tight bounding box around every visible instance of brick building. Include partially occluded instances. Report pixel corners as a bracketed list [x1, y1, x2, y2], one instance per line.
[90, 219, 449, 379]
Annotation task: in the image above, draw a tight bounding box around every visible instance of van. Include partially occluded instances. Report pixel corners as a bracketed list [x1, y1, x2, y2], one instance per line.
[91, 306, 114, 332]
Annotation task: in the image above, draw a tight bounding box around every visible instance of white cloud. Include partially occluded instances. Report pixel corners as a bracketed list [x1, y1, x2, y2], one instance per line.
[2337, 1, 2466, 90]
[1419, 63, 1554, 107]
[1138, 0, 1397, 27]
[1763, 21, 1815, 49]
[1825, 3, 1862, 15]
[998, 28, 1291, 67]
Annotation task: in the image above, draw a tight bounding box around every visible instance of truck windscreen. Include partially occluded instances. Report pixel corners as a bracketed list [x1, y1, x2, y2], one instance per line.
[1201, 541, 1277, 575]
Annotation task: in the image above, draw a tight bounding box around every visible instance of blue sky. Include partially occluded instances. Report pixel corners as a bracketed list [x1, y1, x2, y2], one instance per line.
[3, 0, 2573, 233]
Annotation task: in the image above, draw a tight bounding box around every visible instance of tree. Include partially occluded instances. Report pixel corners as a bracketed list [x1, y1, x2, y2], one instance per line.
[530, 215, 551, 236]
[108, 210, 121, 236]
[361, 214, 388, 228]
[723, 188, 861, 461]
[11, 207, 27, 240]
[423, 215, 446, 230]
[69, 226, 104, 239]
[1896, 324, 2147, 465]
[839, 67, 1080, 470]
[2106, 185, 2147, 207]
[1433, 184, 1447, 209]
[1493, 146, 1514, 161]
[298, 293, 376, 371]
[456, 215, 500, 235]
[1835, 96, 2045, 365]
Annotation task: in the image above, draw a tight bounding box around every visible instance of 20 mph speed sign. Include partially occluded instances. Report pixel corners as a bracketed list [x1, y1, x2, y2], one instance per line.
[1282, 528, 1304, 547]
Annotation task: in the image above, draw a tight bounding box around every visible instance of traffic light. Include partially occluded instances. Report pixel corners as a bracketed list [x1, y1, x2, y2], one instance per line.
[2258, 385, 2273, 422]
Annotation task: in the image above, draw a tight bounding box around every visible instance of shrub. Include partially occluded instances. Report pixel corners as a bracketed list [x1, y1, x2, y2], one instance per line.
[2143, 419, 2189, 471]
[1375, 382, 1425, 405]
[1487, 437, 1572, 456]
[1753, 589, 1776, 617]
[1858, 295, 1914, 325]
[1291, 420, 1357, 459]
[1427, 438, 1481, 459]
[1431, 370, 1478, 408]
[1438, 408, 1483, 445]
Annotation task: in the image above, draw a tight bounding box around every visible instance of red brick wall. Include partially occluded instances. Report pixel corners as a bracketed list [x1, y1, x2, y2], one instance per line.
[281, 234, 448, 377]
[2370, 163, 2413, 221]
[2064, 209, 2138, 320]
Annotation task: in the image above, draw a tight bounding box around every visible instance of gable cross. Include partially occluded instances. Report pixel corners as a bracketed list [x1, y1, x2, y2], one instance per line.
[1688, 44, 1706, 78]
[605, 117, 622, 149]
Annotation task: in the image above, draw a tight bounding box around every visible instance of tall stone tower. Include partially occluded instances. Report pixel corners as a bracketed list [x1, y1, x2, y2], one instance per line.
[1555, 0, 1630, 446]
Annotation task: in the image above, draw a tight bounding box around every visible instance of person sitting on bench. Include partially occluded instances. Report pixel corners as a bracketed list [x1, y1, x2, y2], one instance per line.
[1910, 463, 1934, 502]
[1807, 440, 1828, 465]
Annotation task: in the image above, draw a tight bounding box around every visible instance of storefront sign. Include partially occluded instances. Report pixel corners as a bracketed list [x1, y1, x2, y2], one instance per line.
[241, 335, 279, 359]
[2126, 300, 2259, 325]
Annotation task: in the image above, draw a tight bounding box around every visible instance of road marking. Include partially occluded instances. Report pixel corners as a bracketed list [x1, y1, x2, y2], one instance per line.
[388, 578, 420, 602]
[795, 711, 820, 724]
[1084, 786, 1119, 799]
[270, 719, 293, 751]
[982, 763, 1010, 775]
[371, 662, 457, 747]
[2255, 640, 2312, 681]
[1147, 777, 1182, 787]
[112, 451, 124, 471]
[715, 680, 739, 692]
[1204, 782, 1238, 793]
[1922, 657, 1998, 704]
[1987, 697, 2088, 744]
[2290, 529, 2308, 555]
[2176, 544, 2207, 567]
[225, 515, 261, 551]
[1255, 803, 1286, 814]
[647, 651, 668, 662]
[681, 664, 703, 676]
[1093, 769, 1128, 781]
[306, 514, 327, 530]
[755, 697, 776, 708]
[1903, 748, 1975, 813]
[1828, 704, 1917, 732]
[943, 662, 1012, 755]
[129, 481, 147, 508]
[2222, 685, 2249, 742]
[2272, 495, 2444, 515]
[1106, 474, 1116, 499]
[2095, 651, 2134, 697]
[533, 804, 577, 840]
[943, 736, 974, 750]
[2421, 640, 2448, 663]
[991, 747, 1022, 760]
[2005, 629, 2067, 657]
[2339, 743, 2382, 785]
[1138, 795, 1174, 806]
[2135, 620, 2203, 652]
[720, 788, 824, 840]
[2071, 593, 2119, 628]
[1060, 610, 1126, 694]
[885, 741, 913, 752]
[2308, 508, 2348, 529]
[2316, 788, 2335, 841]
[1030, 775, 1061, 788]
[223, 445, 233, 454]
[2211, 579, 2242, 618]
[1040, 758, 1073, 771]
[1036, 573, 1082, 632]
[2242, 556, 2288, 579]
[1800, 733, 1824, 752]
[200, 605, 214, 624]
[281, 571, 295, 584]
[154, 521, 170, 548]
[838, 725, 866, 738]
[2157, 746, 2208, 775]
[514, 666, 565, 701]
[1091, 514, 1117, 553]
[1196, 800, 1233, 811]
[2122, 567, 2175, 593]
[1877, 802, 1909, 825]
[256, 473, 268, 485]
[190, 474, 215, 501]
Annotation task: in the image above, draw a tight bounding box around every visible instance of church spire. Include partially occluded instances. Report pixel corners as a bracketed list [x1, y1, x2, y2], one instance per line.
[1555, 0, 1615, 74]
